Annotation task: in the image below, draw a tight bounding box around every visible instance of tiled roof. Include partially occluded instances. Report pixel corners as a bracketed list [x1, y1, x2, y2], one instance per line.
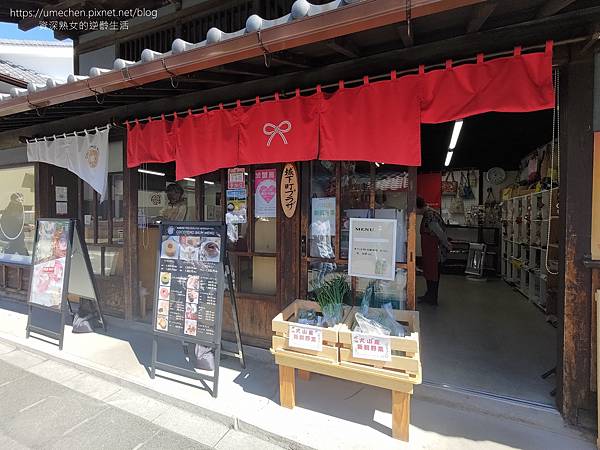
[0, 58, 48, 85]
[0, 0, 359, 100]
[0, 38, 72, 47]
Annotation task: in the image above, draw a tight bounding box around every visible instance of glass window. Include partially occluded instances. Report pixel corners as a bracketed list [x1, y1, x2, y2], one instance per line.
[309, 161, 336, 259]
[253, 168, 277, 253]
[233, 255, 277, 296]
[0, 165, 36, 265]
[340, 161, 371, 259]
[375, 164, 408, 263]
[137, 163, 195, 224]
[203, 171, 222, 221]
[112, 174, 124, 244]
[226, 168, 249, 252]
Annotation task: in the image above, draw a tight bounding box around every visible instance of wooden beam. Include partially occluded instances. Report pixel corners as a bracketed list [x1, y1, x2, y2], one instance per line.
[536, 0, 576, 18]
[271, 51, 315, 69]
[559, 55, 595, 424]
[466, 1, 497, 33]
[326, 37, 361, 58]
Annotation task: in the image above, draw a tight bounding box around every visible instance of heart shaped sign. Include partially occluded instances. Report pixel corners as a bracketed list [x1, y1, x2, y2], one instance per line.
[258, 181, 276, 203]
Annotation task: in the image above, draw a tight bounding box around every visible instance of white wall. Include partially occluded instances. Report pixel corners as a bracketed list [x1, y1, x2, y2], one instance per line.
[78, 45, 116, 76]
[0, 41, 72, 80]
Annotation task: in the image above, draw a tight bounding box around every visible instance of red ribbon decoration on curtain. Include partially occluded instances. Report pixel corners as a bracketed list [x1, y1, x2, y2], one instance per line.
[319, 74, 422, 166]
[420, 41, 554, 123]
[174, 106, 240, 180]
[126, 115, 178, 168]
[238, 91, 321, 165]
[126, 44, 554, 173]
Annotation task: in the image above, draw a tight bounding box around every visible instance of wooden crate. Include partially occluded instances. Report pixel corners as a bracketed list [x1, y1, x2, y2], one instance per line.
[338, 308, 422, 385]
[272, 299, 351, 364]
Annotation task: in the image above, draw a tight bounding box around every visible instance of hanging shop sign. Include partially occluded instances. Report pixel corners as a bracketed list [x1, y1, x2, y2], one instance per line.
[255, 168, 277, 218]
[311, 197, 336, 236]
[27, 218, 105, 350]
[150, 221, 245, 398]
[348, 218, 397, 281]
[351, 332, 391, 362]
[227, 168, 245, 189]
[225, 189, 247, 224]
[280, 163, 298, 218]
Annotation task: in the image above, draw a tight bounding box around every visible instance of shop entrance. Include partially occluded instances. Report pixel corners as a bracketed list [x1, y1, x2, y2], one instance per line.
[417, 109, 559, 406]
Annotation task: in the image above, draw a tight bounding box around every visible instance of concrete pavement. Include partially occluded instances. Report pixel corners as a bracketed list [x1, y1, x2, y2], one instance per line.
[0, 344, 284, 450]
[0, 298, 596, 450]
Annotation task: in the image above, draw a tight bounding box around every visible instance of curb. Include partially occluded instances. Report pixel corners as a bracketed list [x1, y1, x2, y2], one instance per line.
[0, 333, 315, 450]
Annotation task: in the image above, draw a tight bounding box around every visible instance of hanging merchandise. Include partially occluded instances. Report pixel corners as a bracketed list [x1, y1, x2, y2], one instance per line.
[441, 172, 458, 196]
[449, 189, 464, 215]
[460, 172, 475, 200]
[527, 155, 539, 182]
[469, 169, 478, 188]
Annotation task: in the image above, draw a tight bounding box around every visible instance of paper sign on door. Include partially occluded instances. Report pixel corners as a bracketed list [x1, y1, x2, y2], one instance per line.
[288, 324, 323, 352]
[351, 332, 391, 361]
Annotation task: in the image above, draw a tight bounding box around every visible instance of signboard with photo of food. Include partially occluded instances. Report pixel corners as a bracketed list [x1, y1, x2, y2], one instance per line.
[153, 222, 225, 344]
[29, 219, 71, 309]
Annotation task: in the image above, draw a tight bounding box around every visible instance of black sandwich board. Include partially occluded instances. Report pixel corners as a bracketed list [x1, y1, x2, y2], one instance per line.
[150, 221, 245, 398]
[26, 219, 106, 349]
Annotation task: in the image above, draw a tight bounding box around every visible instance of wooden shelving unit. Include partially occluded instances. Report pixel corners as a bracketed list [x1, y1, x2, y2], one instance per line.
[501, 189, 559, 313]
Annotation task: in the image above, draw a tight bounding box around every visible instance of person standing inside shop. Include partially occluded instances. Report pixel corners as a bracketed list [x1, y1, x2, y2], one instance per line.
[417, 196, 450, 306]
[157, 183, 188, 222]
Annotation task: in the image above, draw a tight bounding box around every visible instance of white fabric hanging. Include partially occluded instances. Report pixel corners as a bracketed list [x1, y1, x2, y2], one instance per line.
[27, 127, 110, 199]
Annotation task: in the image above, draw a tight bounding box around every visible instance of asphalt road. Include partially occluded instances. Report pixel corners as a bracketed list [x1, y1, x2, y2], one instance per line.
[0, 358, 259, 450]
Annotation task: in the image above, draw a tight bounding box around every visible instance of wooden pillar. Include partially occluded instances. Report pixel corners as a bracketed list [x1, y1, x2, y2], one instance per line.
[278, 365, 295, 409]
[559, 54, 595, 424]
[392, 390, 410, 441]
[407, 167, 417, 310]
[123, 145, 138, 321]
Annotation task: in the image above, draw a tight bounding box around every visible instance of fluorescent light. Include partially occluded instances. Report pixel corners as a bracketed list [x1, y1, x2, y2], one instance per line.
[448, 120, 463, 150]
[244, 172, 249, 176]
[138, 169, 165, 177]
[204, 180, 215, 185]
[375, 162, 380, 168]
[444, 151, 454, 167]
[183, 177, 195, 182]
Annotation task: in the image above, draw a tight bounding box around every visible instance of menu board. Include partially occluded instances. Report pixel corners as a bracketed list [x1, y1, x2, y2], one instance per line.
[28, 219, 71, 309]
[348, 218, 397, 281]
[153, 222, 225, 343]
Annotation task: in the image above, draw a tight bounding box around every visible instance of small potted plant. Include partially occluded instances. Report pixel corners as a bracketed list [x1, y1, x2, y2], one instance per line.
[314, 275, 350, 327]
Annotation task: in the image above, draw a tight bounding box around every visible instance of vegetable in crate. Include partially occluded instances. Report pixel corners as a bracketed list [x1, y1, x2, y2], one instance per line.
[313, 275, 349, 326]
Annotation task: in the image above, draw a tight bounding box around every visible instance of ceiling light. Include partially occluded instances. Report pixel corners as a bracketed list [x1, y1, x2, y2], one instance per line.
[138, 169, 165, 176]
[375, 162, 380, 167]
[444, 151, 454, 167]
[204, 180, 215, 185]
[183, 177, 195, 182]
[448, 120, 463, 150]
[244, 172, 249, 176]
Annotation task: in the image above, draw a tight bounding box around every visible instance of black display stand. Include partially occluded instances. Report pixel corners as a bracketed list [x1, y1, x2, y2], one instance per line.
[149, 222, 244, 398]
[26, 219, 106, 350]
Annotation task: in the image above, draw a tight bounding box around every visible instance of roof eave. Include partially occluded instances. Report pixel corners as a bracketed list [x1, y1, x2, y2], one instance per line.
[0, 0, 483, 118]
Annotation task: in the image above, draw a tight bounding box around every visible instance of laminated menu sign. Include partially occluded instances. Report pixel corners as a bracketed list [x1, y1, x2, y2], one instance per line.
[153, 222, 225, 343]
[348, 218, 397, 281]
[29, 219, 70, 309]
[351, 332, 391, 362]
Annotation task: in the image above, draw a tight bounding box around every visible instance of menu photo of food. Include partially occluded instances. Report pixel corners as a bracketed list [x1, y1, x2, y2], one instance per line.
[184, 319, 197, 336]
[186, 275, 199, 291]
[157, 300, 170, 316]
[186, 288, 199, 304]
[160, 271, 171, 286]
[179, 235, 201, 261]
[157, 315, 168, 331]
[199, 237, 221, 262]
[158, 286, 171, 300]
[30, 257, 66, 308]
[161, 236, 180, 259]
[34, 221, 69, 265]
[185, 303, 198, 320]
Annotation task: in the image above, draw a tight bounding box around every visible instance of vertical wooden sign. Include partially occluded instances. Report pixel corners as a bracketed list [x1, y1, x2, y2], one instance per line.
[280, 163, 298, 218]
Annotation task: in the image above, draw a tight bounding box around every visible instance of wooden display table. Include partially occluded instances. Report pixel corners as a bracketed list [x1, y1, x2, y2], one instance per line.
[272, 302, 421, 442]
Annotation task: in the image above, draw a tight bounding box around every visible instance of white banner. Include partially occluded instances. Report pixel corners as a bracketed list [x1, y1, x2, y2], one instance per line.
[27, 127, 110, 199]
